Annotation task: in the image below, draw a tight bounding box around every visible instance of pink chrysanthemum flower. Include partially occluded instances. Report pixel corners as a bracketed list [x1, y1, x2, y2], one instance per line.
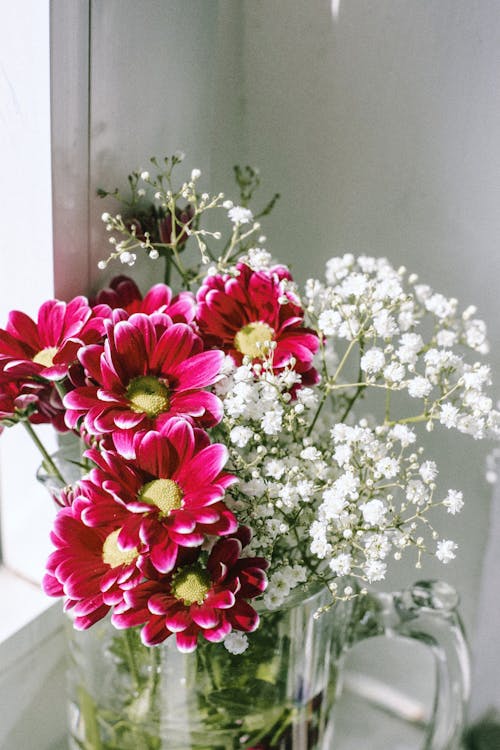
[42, 493, 145, 629]
[80, 420, 238, 574]
[0, 376, 68, 432]
[196, 262, 319, 377]
[112, 527, 268, 650]
[0, 296, 96, 381]
[93, 275, 196, 324]
[63, 312, 224, 443]
[0, 377, 38, 427]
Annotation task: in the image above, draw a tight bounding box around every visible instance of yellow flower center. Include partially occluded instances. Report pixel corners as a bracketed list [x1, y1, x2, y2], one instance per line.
[102, 529, 138, 569]
[171, 566, 210, 606]
[32, 346, 58, 368]
[139, 478, 183, 517]
[126, 375, 170, 417]
[234, 321, 274, 359]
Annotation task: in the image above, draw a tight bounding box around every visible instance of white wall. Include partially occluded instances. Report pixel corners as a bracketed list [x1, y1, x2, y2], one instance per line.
[87, 0, 245, 295]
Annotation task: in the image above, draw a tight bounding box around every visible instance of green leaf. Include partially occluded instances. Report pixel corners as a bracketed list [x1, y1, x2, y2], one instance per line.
[207, 679, 281, 713]
[77, 686, 103, 750]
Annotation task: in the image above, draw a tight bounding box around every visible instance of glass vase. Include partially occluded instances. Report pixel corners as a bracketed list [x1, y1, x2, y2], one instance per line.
[63, 580, 469, 750]
[38, 446, 470, 749]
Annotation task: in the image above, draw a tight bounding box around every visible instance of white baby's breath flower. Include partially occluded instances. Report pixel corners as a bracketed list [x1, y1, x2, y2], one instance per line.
[384, 362, 405, 383]
[361, 347, 385, 374]
[318, 309, 342, 336]
[443, 489, 464, 515]
[296, 388, 318, 409]
[407, 376, 433, 398]
[406, 479, 429, 506]
[389, 424, 416, 447]
[329, 553, 352, 576]
[359, 499, 386, 526]
[265, 459, 286, 479]
[223, 632, 249, 655]
[263, 591, 285, 609]
[230, 426, 253, 447]
[436, 329, 457, 348]
[436, 539, 458, 564]
[375, 457, 399, 479]
[261, 408, 283, 435]
[397, 333, 423, 365]
[228, 206, 253, 225]
[439, 403, 460, 429]
[419, 461, 438, 483]
[300, 446, 322, 462]
[363, 560, 387, 582]
[373, 309, 399, 338]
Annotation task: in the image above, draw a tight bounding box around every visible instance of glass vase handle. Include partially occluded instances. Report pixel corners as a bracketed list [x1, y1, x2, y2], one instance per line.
[368, 580, 470, 750]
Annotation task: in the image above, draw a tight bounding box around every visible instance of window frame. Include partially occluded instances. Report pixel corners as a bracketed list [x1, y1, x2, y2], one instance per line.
[0, 7, 91, 748]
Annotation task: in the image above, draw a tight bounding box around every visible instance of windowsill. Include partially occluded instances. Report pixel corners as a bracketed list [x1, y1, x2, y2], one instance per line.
[0, 566, 63, 671]
[0, 566, 67, 749]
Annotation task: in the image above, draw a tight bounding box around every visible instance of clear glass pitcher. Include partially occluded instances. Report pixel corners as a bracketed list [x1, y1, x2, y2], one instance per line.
[64, 580, 469, 750]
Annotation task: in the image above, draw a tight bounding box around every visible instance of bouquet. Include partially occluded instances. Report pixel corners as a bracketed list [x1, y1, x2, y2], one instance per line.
[0, 154, 497, 747]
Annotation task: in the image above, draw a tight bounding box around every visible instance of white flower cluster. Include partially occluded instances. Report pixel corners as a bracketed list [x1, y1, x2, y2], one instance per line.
[309, 420, 464, 583]
[216, 254, 500, 601]
[217, 359, 318, 439]
[306, 254, 500, 441]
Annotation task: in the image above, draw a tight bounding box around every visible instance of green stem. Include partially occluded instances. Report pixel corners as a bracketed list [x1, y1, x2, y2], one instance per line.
[163, 250, 172, 285]
[331, 337, 359, 385]
[123, 629, 141, 690]
[339, 352, 366, 423]
[385, 413, 428, 426]
[306, 388, 329, 437]
[22, 420, 66, 485]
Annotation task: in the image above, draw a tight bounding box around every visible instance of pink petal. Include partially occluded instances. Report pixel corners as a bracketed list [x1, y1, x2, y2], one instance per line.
[202, 620, 232, 642]
[151, 324, 200, 373]
[164, 606, 192, 632]
[113, 411, 146, 429]
[171, 350, 224, 390]
[205, 589, 236, 609]
[42, 573, 64, 597]
[150, 539, 179, 573]
[175, 627, 199, 653]
[229, 601, 259, 632]
[176, 443, 228, 487]
[141, 284, 172, 313]
[141, 618, 169, 646]
[7, 310, 40, 348]
[169, 511, 197, 534]
[74, 605, 110, 630]
[168, 391, 223, 427]
[190, 605, 220, 629]
[168, 529, 204, 547]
